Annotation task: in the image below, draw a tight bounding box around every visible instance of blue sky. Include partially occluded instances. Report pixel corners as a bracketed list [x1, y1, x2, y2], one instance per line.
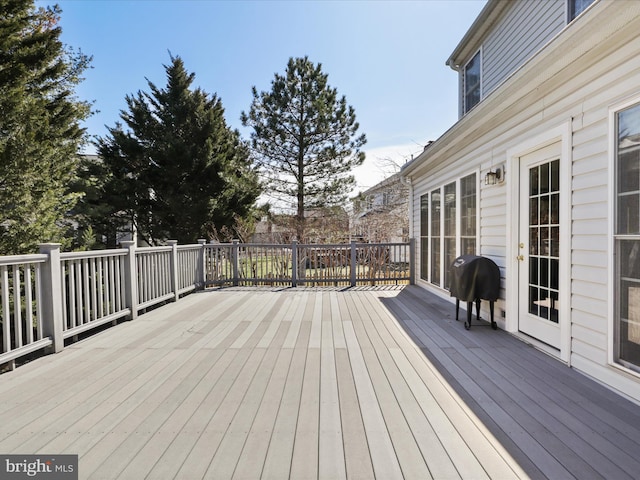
[45, 0, 487, 191]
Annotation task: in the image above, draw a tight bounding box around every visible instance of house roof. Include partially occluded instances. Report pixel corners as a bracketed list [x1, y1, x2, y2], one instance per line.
[445, 0, 509, 71]
[358, 172, 404, 197]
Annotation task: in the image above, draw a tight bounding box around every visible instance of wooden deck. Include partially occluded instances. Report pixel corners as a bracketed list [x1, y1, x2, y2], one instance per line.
[1, 286, 639, 479]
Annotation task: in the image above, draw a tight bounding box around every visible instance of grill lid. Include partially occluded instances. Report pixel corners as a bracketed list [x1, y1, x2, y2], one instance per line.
[449, 254, 500, 302]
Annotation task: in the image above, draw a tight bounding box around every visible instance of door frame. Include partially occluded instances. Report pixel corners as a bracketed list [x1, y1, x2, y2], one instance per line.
[505, 122, 572, 363]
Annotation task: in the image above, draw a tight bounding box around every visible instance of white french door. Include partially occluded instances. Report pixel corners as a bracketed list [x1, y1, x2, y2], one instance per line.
[518, 143, 562, 349]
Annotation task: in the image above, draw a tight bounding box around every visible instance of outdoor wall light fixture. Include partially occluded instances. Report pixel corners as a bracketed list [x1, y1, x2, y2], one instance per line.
[485, 165, 504, 185]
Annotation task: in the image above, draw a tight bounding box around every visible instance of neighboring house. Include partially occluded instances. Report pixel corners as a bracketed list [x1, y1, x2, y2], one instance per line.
[252, 207, 350, 244]
[401, 0, 640, 402]
[351, 172, 409, 244]
[251, 215, 293, 243]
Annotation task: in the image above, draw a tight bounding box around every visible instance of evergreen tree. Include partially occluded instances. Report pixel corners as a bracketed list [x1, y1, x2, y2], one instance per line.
[69, 153, 127, 249]
[241, 56, 366, 241]
[0, 0, 91, 254]
[95, 55, 260, 245]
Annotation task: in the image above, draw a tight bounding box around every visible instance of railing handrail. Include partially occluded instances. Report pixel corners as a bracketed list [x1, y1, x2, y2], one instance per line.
[205, 241, 408, 248]
[0, 254, 48, 266]
[60, 249, 127, 260]
[136, 246, 173, 253]
[0, 239, 414, 371]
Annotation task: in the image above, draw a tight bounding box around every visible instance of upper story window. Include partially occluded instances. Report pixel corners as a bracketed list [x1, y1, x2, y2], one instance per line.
[463, 50, 481, 114]
[569, 0, 595, 21]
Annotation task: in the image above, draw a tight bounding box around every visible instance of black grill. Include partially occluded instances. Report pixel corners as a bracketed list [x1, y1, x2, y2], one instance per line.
[448, 255, 500, 330]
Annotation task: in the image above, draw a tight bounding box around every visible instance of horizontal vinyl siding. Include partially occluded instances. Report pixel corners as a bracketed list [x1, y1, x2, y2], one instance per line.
[568, 41, 640, 376]
[482, 0, 565, 96]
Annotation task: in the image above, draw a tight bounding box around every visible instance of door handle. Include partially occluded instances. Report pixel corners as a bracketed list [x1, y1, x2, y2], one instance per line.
[517, 255, 524, 261]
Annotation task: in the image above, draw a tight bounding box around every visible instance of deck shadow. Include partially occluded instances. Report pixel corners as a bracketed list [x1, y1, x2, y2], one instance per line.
[380, 285, 640, 480]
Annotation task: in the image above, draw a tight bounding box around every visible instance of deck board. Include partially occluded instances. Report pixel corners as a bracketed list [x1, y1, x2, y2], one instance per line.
[1, 286, 640, 479]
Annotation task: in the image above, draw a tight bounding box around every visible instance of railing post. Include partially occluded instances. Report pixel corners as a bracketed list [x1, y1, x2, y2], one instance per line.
[409, 238, 416, 285]
[350, 240, 357, 287]
[38, 243, 64, 353]
[232, 239, 239, 287]
[167, 240, 179, 301]
[198, 239, 207, 289]
[291, 240, 298, 287]
[121, 240, 138, 320]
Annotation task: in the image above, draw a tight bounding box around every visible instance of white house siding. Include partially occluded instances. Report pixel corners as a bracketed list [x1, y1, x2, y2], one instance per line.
[408, 2, 640, 401]
[482, 0, 565, 96]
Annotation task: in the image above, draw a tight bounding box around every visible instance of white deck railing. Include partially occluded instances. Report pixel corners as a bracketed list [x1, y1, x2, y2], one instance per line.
[0, 254, 50, 366]
[0, 239, 413, 370]
[204, 240, 414, 287]
[60, 249, 130, 340]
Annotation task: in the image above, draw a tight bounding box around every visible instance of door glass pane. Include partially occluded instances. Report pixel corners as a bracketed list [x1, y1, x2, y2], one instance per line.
[430, 238, 440, 285]
[619, 194, 640, 234]
[528, 159, 560, 324]
[420, 195, 429, 281]
[530, 166, 539, 196]
[550, 226, 559, 257]
[460, 173, 477, 254]
[444, 183, 456, 236]
[444, 238, 456, 289]
[443, 182, 456, 288]
[540, 162, 550, 194]
[529, 257, 538, 286]
[550, 193, 559, 224]
[540, 197, 549, 225]
[430, 190, 441, 286]
[461, 238, 475, 255]
[530, 227, 538, 255]
[618, 240, 640, 367]
[530, 197, 539, 226]
[420, 194, 429, 236]
[431, 190, 441, 236]
[551, 159, 560, 192]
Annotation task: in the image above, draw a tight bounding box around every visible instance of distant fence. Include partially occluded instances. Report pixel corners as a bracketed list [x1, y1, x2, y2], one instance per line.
[0, 239, 413, 370]
[205, 240, 414, 287]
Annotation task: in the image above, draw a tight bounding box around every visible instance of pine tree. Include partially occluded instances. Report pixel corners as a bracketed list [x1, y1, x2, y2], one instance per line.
[241, 56, 366, 241]
[0, 0, 91, 254]
[95, 55, 260, 245]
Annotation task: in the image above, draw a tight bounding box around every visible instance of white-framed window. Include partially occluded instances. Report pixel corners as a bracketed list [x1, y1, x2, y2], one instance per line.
[568, 0, 595, 22]
[419, 172, 478, 288]
[614, 100, 640, 372]
[463, 50, 482, 114]
[419, 194, 429, 282]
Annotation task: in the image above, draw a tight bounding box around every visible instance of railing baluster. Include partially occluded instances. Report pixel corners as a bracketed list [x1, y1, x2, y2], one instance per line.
[97, 258, 104, 319]
[114, 256, 122, 313]
[90, 258, 97, 321]
[75, 260, 83, 325]
[83, 259, 90, 324]
[1, 266, 11, 354]
[110, 256, 117, 314]
[13, 265, 23, 348]
[105, 257, 111, 315]
[68, 260, 76, 329]
[34, 263, 43, 341]
[25, 265, 33, 345]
